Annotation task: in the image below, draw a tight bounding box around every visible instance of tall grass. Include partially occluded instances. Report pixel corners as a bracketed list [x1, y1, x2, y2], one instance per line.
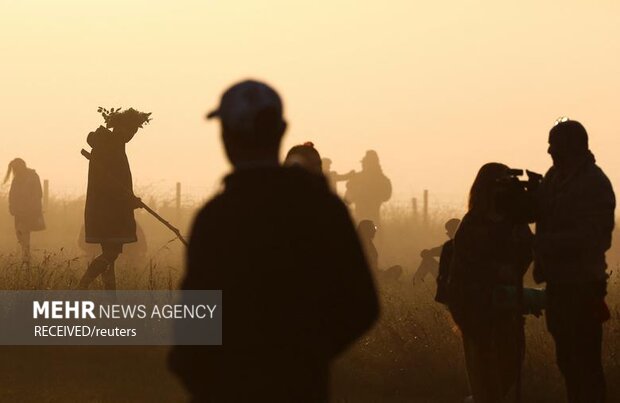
[0, 192, 618, 402]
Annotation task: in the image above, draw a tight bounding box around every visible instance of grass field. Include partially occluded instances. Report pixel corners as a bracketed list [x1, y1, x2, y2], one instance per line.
[0, 194, 618, 402]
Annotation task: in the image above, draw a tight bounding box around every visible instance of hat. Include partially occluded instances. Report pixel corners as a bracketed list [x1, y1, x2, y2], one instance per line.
[207, 80, 283, 134]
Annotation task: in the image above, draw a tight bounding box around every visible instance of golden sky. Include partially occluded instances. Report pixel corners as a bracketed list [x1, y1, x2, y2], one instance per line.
[1, 0, 619, 207]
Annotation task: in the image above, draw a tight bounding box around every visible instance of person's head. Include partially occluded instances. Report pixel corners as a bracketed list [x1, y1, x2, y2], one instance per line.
[100, 107, 151, 143]
[207, 80, 287, 168]
[358, 219, 377, 241]
[468, 162, 509, 215]
[284, 142, 322, 175]
[548, 118, 589, 170]
[361, 150, 381, 171]
[321, 158, 332, 172]
[3, 158, 27, 184]
[444, 218, 461, 239]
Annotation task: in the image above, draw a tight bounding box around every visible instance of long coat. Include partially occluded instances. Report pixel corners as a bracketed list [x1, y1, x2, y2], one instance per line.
[9, 168, 45, 232]
[84, 126, 136, 244]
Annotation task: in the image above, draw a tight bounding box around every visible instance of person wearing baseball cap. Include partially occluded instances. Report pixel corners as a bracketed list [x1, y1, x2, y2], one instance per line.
[169, 79, 379, 402]
[207, 79, 286, 167]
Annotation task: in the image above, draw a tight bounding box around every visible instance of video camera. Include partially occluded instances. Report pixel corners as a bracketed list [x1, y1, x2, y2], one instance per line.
[495, 168, 543, 224]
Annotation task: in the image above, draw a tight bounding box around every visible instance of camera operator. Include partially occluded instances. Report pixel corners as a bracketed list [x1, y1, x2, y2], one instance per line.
[534, 119, 615, 403]
[448, 163, 533, 403]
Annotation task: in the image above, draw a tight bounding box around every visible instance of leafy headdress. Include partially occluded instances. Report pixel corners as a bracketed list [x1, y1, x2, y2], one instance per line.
[97, 107, 152, 130]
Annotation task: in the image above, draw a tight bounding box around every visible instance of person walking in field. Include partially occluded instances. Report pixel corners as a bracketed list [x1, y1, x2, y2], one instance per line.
[413, 218, 461, 286]
[4, 158, 45, 264]
[168, 79, 379, 402]
[78, 107, 151, 290]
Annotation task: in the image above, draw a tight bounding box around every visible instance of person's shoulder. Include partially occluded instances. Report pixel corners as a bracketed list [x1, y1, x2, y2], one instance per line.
[589, 163, 612, 181]
[459, 211, 477, 225]
[285, 166, 329, 187]
[541, 166, 556, 183]
[193, 193, 226, 224]
[275, 166, 333, 198]
[455, 211, 488, 236]
[543, 166, 555, 177]
[584, 164, 614, 193]
[280, 167, 350, 214]
[188, 196, 227, 245]
[87, 126, 112, 147]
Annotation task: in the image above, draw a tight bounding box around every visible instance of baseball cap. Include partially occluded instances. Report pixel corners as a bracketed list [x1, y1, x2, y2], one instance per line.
[206, 80, 284, 134]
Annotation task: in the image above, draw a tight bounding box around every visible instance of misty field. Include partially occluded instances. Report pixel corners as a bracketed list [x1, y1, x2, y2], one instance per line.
[0, 194, 618, 402]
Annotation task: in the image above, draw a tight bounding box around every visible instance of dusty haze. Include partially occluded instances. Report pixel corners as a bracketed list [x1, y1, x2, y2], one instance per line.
[1, 0, 619, 205]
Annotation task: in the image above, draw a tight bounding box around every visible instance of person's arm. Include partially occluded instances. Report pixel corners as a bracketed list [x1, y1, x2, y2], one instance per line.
[8, 179, 16, 216]
[322, 196, 379, 357]
[33, 172, 43, 200]
[333, 170, 355, 182]
[413, 257, 437, 284]
[422, 245, 444, 258]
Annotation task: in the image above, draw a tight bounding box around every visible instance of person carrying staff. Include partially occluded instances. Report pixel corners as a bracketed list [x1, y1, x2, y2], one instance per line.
[78, 107, 151, 290]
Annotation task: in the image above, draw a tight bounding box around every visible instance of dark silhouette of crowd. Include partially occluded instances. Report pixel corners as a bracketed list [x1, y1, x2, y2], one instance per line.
[167, 81, 614, 403]
[3, 78, 615, 403]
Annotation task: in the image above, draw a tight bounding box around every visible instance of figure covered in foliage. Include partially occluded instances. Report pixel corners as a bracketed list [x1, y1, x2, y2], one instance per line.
[78, 107, 151, 290]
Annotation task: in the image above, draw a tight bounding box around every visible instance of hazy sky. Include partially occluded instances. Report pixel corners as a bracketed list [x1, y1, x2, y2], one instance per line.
[1, 0, 619, 208]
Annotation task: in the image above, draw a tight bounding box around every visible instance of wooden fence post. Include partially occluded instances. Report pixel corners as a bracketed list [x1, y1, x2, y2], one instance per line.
[43, 179, 49, 209]
[423, 189, 429, 227]
[176, 182, 181, 219]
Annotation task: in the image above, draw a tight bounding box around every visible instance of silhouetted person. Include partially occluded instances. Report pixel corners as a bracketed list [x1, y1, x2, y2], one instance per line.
[534, 119, 615, 403]
[321, 158, 354, 193]
[413, 218, 460, 286]
[434, 219, 461, 304]
[358, 220, 379, 270]
[345, 150, 392, 224]
[168, 80, 379, 402]
[78, 107, 151, 290]
[358, 219, 402, 282]
[4, 158, 45, 264]
[284, 141, 322, 175]
[448, 163, 533, 403]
